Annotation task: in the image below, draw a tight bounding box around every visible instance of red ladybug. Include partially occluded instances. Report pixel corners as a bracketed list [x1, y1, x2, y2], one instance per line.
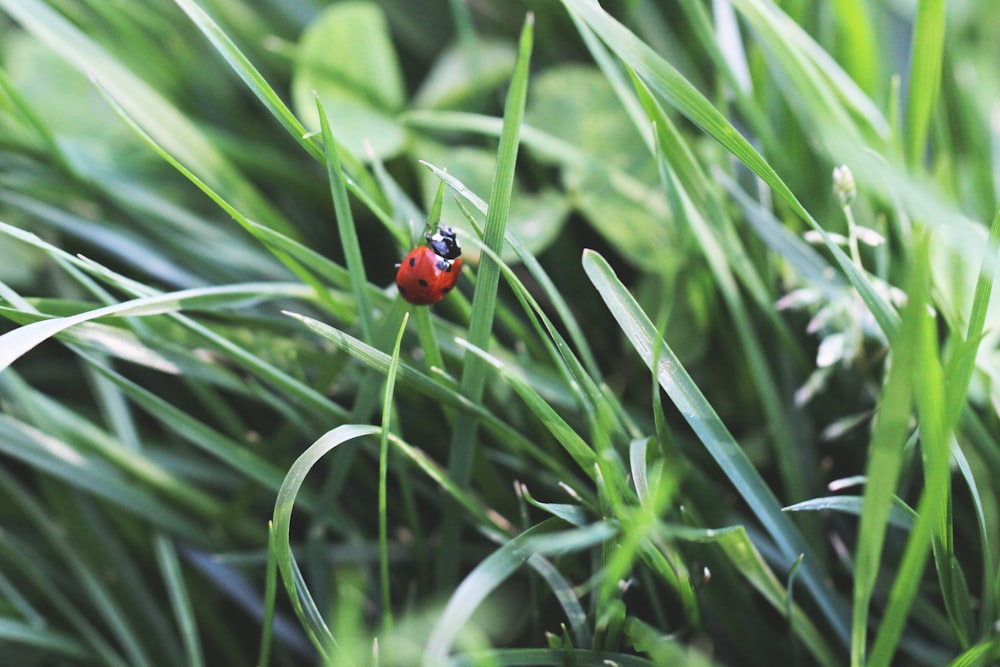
[395, 224, 462, 305]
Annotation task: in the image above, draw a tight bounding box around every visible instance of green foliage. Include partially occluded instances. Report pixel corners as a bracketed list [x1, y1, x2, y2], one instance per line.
[1, 1, 999, 666]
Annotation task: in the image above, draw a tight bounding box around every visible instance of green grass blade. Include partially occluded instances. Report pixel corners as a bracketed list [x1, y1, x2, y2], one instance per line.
[0, 225, 348, 425]
[272, 424, 381, 661]
[437, 12, 534, 587]
[581, 249, 850, 644]
[849, 324, 922, 661]
[455, 338, 597, 476]
[869, 231, 953, 664]
[904, 0, 947, 168]
[423, 518, 614, 663]
[316, 93, 374, 341]
[257, 522, 279, 667]
[379, 312, 409, 633]
[0, 618, 90, 661]
[786, 495, 915, 529]
[829, 0, 879, 95]
[153, 535, 204, 667]
[944, 639, 1000, 667]
[0, 280, 306, 372]
[946, 202, 1000, 424]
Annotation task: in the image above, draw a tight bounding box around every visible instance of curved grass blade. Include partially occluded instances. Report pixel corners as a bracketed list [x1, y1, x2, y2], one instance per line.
[0, 281, 309, 372]
[582, 249, 850, 644]
[272, 424, 381, 662]
[423, 518, 616, 663]
[784, 496, 915, 530]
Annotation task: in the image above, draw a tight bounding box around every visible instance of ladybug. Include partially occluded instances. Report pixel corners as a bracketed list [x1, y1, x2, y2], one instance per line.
[395, 224, 462, 305]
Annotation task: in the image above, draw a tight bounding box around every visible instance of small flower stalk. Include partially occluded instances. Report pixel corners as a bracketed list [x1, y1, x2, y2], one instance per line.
[833, 164, 857, 207]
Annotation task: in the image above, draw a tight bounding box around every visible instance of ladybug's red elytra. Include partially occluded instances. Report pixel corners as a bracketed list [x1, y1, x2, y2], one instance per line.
[395, 224, 462, 305]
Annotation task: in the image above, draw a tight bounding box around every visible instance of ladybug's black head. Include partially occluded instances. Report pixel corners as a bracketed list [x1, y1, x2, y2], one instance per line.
[425, 225, 461, 260]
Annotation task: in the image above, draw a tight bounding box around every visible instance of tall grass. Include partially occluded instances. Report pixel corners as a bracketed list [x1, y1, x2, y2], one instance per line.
[1, 1, 999, 665]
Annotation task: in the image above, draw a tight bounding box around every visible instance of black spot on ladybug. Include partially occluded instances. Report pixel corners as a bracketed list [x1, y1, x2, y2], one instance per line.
[418, 279, 428, 287]
[442, 287, 451, 293]
[408, 257, 416, 267]
[399, 286, 407, 295]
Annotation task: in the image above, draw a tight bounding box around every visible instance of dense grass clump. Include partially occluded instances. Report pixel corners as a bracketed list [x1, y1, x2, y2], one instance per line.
[1, 1, 999, 665]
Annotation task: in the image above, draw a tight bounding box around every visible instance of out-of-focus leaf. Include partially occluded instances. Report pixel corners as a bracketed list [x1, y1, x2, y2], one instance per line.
[527, 65, 674, 270]
[292, 1, 405, 159]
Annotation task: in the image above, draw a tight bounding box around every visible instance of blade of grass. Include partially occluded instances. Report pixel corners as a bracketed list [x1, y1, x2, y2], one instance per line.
[423, 518, 616, 663]
[582, 249, 850, 644]
[272, 424, 381, 662]
[153, 536, 204, 667]
[0, 279, 308, 372]
[436, 12, 534, 588]
[0, 224, 350, 425]
[378, 312, 409, 633]
[455, 338, 597, 476]
[869, 230, 953, 664]
[946, 202, 1000, 423]
[257, 522, 279, 667]
[904, 0, 947, 169]
[315, 94, 375, 341]
[631, 72, 803, 366]
[830, 0, 879, 95]
[848, 269, 923, 663]
[0, 618, 90, 661]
